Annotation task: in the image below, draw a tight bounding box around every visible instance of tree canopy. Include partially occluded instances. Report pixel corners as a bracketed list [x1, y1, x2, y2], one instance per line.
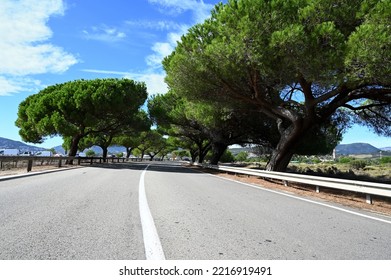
[16, 78, 148, 156]
[163, 0, 391, 170]
[149, 90, 283, 164]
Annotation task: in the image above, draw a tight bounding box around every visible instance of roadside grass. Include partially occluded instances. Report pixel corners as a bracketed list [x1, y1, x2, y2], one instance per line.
[245, 160, 391, 184]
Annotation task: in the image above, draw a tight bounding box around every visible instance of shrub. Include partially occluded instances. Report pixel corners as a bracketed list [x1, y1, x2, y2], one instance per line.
[338, 157, 352, 164]
[235, 151, 248, 162]
[220, 150, 235, 163]
[350, 159, 367, 170]
[380, 156, 391, 164]
[85, 149, 96, 157]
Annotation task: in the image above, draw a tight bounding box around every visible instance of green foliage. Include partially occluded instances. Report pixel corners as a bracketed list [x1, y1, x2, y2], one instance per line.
[175, 150, 190, 159]
[163, 0, 391, 171]
[220, 150, 235, 163]
[16, 78, 148, 156]
[235, 151, 248, 162]
[380, 156, 391, 164]
[85, 149, 96, 157]
[148, 91, 278, 164]
[136, 130, 167, 160]
[338, 157, 353, 164]
[350, 159, 368, 170]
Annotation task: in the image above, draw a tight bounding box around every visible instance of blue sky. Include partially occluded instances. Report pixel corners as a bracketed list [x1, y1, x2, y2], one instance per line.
[0, 0, 390, 149]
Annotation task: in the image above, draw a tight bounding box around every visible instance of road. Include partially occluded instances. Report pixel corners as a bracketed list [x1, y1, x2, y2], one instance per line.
[0, 162, 390, 260]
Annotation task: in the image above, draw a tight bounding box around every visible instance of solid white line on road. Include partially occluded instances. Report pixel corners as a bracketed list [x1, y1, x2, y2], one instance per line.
[138, 164, 166, 260]
[213, 174, 391, 225]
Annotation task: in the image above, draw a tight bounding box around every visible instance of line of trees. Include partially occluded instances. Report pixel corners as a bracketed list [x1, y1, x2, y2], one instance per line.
[14, 78, 181, 162]
[161, 0, 391, 171]
[15, 0, 390, 171]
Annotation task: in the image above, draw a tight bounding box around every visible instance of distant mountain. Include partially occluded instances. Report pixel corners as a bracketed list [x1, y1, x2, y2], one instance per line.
[52, 145, 66, 155]
[0, 137, 46, 152]
[335, 143, 380, 155]
[380, 147, 391, 151]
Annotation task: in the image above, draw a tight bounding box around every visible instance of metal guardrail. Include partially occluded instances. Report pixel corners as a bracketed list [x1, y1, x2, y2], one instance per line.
[201, 164, 391, 204]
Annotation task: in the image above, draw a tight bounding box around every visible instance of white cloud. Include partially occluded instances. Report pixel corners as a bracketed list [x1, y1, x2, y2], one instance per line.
[82, 25, 126, 43]
[125, 20, 183, 31]
[0, 77, 23, 96]
[82, 69, 131, 76]
[0, 76, 43, 96]
[81, 69, 168, 96]
[128, 72, 168, 96]
[146, 42, 175, 68]
[0, 0, 77, 76]
[144, 0, 214, 70]
[148, 0, 215, 22]
[0, 0, 77, 95]
[146, 26, 189, 69]
[79, 1, 215, 98]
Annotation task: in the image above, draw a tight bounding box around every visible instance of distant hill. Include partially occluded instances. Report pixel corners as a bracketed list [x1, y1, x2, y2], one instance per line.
[0, 136, 127, 155]
[335, 143, 380, 155]
[2, 136, 388, 157]
[0, 137, 46, 153]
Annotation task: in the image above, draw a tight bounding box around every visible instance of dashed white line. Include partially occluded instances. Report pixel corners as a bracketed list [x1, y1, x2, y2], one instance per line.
[138, 164, 166, 260]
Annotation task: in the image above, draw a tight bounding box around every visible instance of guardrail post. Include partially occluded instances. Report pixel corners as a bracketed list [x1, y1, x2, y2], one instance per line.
[366, 194, 372, 205]
[316, 186, 320, 193]
[27, 159, 33, 172]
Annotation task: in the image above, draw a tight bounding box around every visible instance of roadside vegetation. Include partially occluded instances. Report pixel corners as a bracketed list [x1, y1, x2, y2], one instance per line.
[230, 154, 391, 183]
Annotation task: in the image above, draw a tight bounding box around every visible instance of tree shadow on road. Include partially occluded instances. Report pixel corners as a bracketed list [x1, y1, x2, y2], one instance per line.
[88, 161, 203, 174]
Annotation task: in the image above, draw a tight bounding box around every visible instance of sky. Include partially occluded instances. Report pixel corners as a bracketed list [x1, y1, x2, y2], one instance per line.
[0, 0, 390, 149]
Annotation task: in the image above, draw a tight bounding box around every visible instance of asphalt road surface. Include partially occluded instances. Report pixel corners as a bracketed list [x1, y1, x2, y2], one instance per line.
[1, 162, 390, 260]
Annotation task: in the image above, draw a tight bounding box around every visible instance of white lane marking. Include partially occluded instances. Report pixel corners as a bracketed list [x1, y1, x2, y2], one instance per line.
[211, 174, 391, 225]
[138, 164, 166, 260]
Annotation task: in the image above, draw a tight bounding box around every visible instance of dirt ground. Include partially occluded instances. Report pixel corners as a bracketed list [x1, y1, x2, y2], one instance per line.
[191, 166, 391, 217]
[0, 165, 79, 177]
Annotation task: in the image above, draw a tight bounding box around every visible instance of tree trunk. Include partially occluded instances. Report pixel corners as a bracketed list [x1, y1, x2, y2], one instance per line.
[102, 146, 108, 162]
[67, 134, 82, 164]
[69, 135, 82, 156]
[126, 147, 133, 159]
[209, 142, 228, 165]
[267, 148, 295, 172]
[197, 142, 211, 164]
[190, 151, 197, 163]
[266, 121, 310, 171]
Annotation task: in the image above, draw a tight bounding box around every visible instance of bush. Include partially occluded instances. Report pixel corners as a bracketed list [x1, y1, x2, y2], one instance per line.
[350, 159, 367, 170]
[338, 157, 352, 164]
[380, 156, 391, 164]
[220, 150, 235, 163]
[85, 149, 96, 157]
[235, 151, 248, 162]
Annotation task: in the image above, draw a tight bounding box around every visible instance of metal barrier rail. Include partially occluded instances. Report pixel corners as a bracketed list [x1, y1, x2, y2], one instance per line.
[202, 164, 391, 204]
